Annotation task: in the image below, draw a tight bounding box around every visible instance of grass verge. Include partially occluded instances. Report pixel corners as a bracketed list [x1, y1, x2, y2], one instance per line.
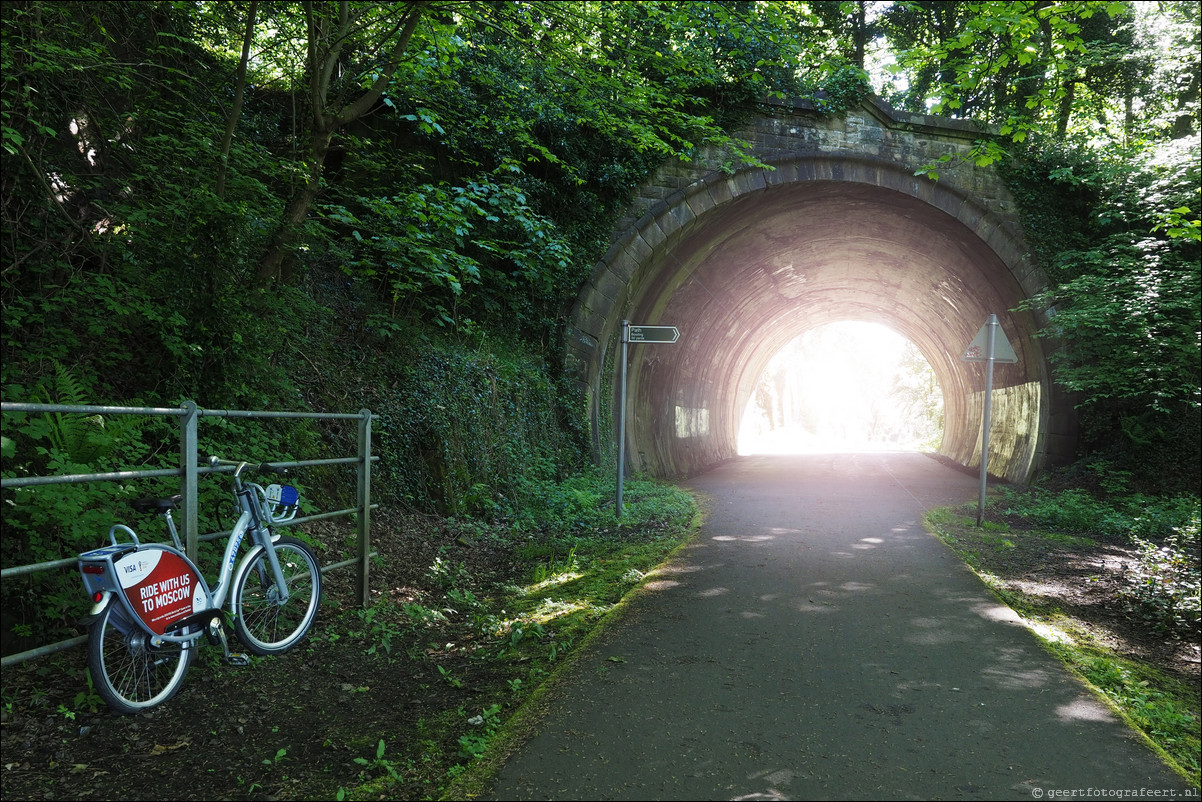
[925, 505, 1200, 788]
[331, 473, 703, 800]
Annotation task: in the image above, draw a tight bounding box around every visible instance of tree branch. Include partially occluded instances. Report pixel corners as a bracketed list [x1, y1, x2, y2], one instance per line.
[216, 0, 258, 200]
[337, 3, 425, 125]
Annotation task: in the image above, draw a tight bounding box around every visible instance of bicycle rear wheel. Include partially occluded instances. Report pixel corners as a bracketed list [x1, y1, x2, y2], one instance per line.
[231, 535, 321, 655]
[87, 602, 195, 715]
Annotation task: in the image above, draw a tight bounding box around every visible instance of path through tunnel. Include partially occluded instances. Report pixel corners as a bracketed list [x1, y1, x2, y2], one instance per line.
[568, 146, 1074, 485]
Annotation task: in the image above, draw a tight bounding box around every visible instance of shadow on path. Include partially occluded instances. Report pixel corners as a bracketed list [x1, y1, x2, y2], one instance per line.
[485, 453, 1190, 801]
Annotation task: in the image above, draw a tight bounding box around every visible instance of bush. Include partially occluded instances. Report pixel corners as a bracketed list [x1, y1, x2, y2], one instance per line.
[997, 484, 1200, 636]
[371, 335, 585, 517]
[1122, 515, 1201, 636]
[999, 485, 1200, 541]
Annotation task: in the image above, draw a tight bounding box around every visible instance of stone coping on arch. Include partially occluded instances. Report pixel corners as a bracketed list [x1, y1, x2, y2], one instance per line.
[571, 149, 1047, 358]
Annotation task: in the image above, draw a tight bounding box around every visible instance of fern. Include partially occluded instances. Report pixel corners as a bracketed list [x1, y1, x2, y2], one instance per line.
[33, 362, 130, 465]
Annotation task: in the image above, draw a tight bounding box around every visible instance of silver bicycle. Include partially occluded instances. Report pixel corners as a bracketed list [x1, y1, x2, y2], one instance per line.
[77, 457, 322, 714]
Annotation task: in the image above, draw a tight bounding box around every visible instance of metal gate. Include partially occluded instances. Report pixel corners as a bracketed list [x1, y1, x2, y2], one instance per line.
[0, 400, 378, 667]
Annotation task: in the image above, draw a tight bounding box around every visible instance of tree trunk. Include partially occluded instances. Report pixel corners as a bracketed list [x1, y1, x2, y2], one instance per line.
[216, 1, 257, 200]
[854, 1, 867, 70]
[258, 126, 334, 285]
[1171, 70, 1199, 139]
[1056, 79, 1075, 138]
[256, 2, 426, 287]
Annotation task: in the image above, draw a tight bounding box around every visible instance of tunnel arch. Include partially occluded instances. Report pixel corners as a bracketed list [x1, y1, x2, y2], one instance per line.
[566, 101, 1076, 484]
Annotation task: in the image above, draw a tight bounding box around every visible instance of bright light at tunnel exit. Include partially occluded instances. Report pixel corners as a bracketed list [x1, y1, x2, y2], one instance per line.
[738, 322, 944, 455]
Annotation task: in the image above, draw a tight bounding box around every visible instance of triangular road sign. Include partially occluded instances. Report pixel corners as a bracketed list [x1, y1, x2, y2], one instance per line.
[962, 319, 1018, 363]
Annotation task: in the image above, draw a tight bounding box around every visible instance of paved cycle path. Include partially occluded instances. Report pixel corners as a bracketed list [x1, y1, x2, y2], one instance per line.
[484, 453, 1191, 800]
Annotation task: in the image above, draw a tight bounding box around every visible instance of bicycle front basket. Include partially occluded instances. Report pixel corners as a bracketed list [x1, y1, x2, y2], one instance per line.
[263, 483, 299, 523]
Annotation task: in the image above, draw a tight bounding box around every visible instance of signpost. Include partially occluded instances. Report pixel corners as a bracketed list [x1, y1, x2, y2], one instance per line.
[617, 320, 680, 516]
[627, 325, 680, 344]
[962, 314, 1019, 525]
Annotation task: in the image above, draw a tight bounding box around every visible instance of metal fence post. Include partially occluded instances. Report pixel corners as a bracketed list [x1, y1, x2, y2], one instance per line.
[356, 408, 373, 609]
[180, 400, 199, 559]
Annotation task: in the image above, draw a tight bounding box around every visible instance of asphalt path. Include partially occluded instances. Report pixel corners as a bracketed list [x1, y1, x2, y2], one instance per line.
[484, 452, 1192, 801]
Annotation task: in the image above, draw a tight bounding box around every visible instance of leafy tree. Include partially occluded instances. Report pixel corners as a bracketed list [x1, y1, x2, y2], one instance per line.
[256, 1, 424, 284]
[879, 1, 1142, 162]
[876, 1, 1199, 487]
[296, 1, 843, 335]
[1, 0, 854, 547]
[810, 0, 877, 70]
[1135, 1, 1200, 140]
[1009, 133, 1200, 491]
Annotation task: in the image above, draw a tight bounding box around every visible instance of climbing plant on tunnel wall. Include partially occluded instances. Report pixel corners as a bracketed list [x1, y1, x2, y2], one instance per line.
[1004, 136, 1200, 493]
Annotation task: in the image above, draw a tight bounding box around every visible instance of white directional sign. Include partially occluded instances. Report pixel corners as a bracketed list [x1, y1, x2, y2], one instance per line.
[627, 325, 680, 344]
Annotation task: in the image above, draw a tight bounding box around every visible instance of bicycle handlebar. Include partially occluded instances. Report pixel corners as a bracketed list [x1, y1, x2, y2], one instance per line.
[206, 456, 288, 476]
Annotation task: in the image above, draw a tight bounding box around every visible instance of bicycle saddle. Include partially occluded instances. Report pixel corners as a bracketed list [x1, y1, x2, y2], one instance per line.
[130, 495, 182, 513]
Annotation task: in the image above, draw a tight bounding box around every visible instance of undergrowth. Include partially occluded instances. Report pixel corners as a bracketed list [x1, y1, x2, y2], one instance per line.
[330, 470, 700, 800]
[995, 484, 1201, 636]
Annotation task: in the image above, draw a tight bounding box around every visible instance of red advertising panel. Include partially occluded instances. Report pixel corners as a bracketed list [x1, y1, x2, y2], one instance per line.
[113, 548, 205, 635]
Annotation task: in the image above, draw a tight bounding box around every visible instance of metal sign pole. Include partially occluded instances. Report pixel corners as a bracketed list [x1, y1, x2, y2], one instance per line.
[613, 321, 679, 519]
[617, 320, 629, 517]
[977, 314, 998, 525]
[961, 313, 1017, 526]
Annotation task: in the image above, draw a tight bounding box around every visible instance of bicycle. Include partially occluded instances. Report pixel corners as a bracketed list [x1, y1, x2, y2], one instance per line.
[77, 457, 322, 714]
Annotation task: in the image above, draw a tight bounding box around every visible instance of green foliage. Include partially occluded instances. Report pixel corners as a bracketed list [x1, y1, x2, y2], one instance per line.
[457, 703, 502, 759]
[353, 739, 405, 784]
[991, 483, 1201, 635]
[811, 64, 873, 114]
[371, 336, 583, 516]
[997, 485, 1200, 541]
[1068, 653, 1201, 780]
[1005, 134, 1201, 491]
[528, 545, 579, 586]
[880, 1, 1200, 185]
[296, 1, 835, 339]
[437, 665, 464, 690]
[882, 3, 1142, 144]
[320, 173, 574, 331]
[1, 364, 180, 642]
[1122, 516, 1201, 636]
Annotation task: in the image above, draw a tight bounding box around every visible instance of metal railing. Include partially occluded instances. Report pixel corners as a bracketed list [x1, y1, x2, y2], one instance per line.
[0, 400, 379, 667]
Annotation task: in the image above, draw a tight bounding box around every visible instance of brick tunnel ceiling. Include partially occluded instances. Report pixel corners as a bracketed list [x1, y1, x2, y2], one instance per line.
[627, 180, 1041, 474]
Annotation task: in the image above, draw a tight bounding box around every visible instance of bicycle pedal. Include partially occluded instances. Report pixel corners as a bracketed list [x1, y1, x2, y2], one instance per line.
[225, 653, 251, 667]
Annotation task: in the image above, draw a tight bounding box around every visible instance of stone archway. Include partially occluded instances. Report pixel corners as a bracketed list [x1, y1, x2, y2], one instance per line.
[566, 97, 1076, 483]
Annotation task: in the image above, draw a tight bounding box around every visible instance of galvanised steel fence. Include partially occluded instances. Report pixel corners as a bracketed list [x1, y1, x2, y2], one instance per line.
[0, 400, 379, 667]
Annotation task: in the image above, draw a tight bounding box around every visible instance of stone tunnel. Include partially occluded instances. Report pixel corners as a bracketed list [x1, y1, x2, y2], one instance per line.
[566, 96, 1078, 485]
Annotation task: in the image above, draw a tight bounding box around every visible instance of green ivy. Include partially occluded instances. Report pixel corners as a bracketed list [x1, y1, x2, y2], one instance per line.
[1003, 136, 1201, 492]
[370, 335, 585, 518]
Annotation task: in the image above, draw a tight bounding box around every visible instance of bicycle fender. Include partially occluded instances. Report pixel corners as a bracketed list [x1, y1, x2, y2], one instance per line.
[88, 590, 113, 618]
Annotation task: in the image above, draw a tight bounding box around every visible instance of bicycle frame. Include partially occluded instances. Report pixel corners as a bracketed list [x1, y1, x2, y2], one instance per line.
[78, 462, 293, 648]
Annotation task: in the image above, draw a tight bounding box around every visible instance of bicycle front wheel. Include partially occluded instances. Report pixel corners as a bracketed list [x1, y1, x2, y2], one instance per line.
[87, 602, 196, 715]
[231, 535, 321, 655]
